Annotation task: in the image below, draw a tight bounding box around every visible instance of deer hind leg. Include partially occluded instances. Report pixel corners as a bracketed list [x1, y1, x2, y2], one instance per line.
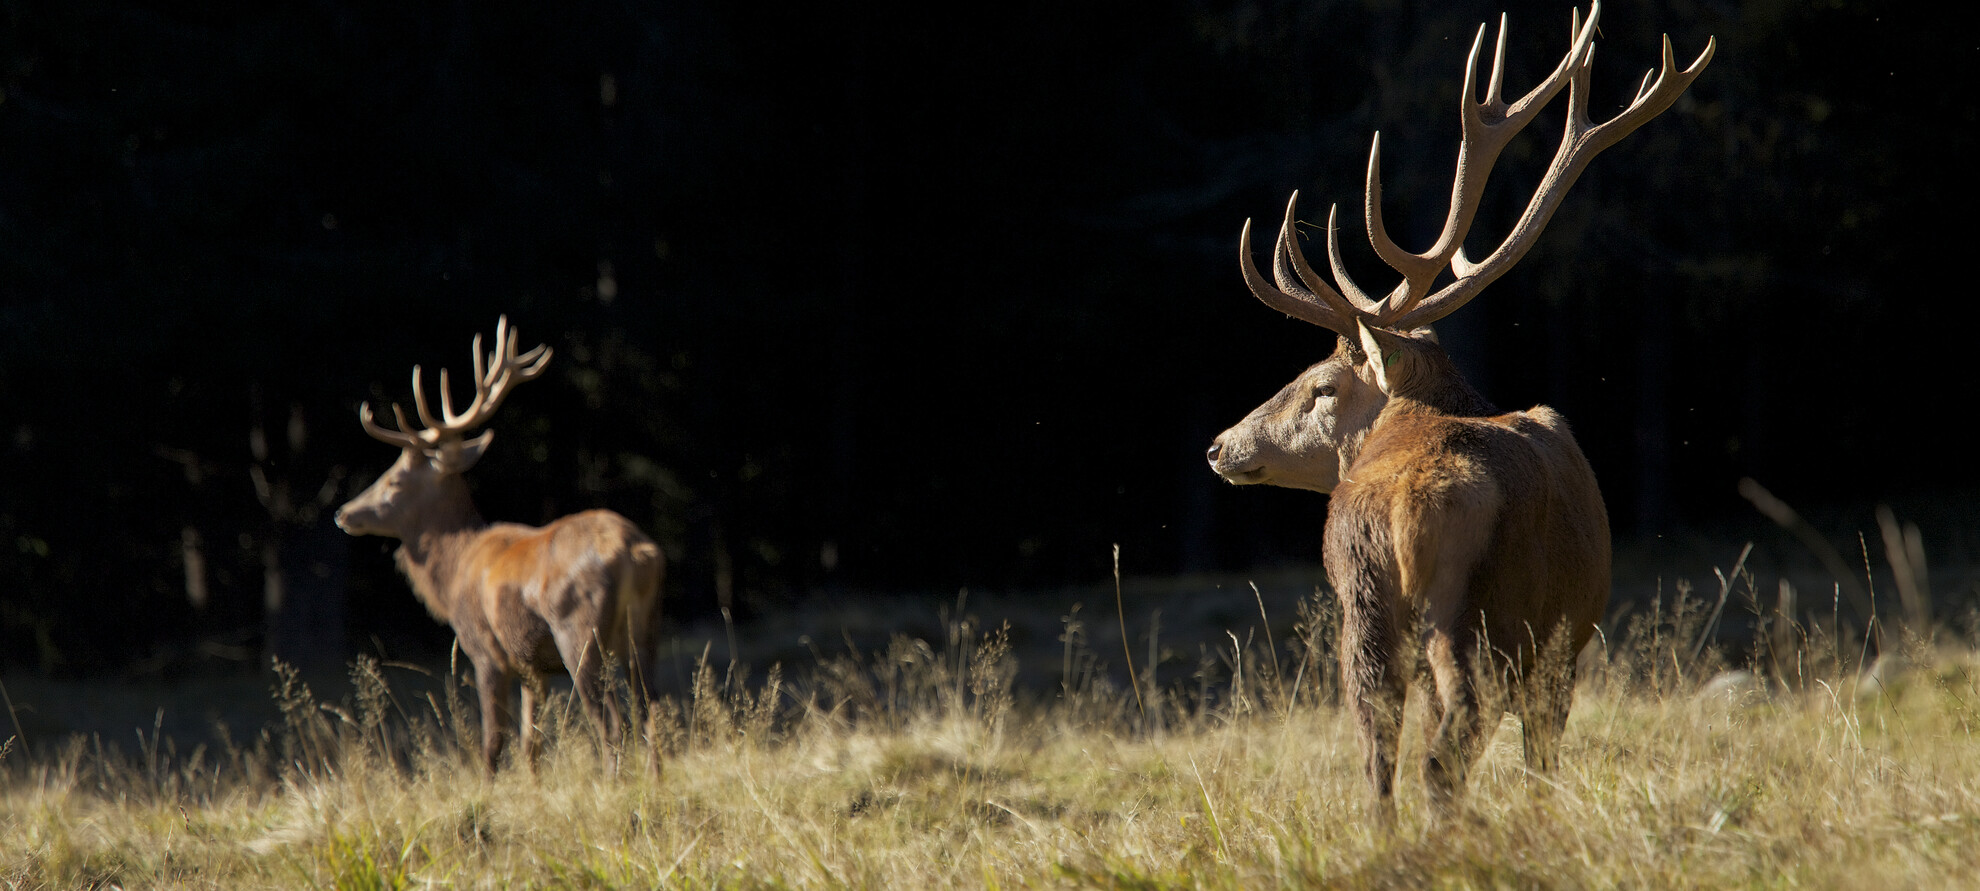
[1518, 622, 1580, 774]
[473, 661, 515, 774]
[617, 550, 661, 742]
[553, 625, 623, 750]
[1401, 483, 1503, 814]
[623, 638, 656, 776]
[519, 671, 547, 772]
[1340, 594, 1406, 826]
[1517, 677, 1570, 775]
[1422, 628, 1495, 815]
[1416, 643, 1446, 770]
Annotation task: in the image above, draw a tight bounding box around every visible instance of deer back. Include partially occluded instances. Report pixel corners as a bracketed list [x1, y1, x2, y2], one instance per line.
[445, 510, 662, 678]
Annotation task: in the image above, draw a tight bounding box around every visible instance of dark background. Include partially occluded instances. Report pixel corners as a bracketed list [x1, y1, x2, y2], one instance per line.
[2, 0, 1974, 676]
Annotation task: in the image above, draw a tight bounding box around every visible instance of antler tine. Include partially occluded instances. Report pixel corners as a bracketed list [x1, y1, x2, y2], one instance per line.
[452, 315, 555, 431]
[438, 367, 458, 424]
[1361, 24, 1500, 312]
[483, 315, 550, 381]
[410, 365, 440, 431]
[1484, 13, 1509, 109]
[506, 327, 553, 382]
[357, 402, 424, 450]
[1500, 5, 1600, 122]
[1321, 202, 1384, 315]
[355, 316, 555, 451]
[1238, 3, 1704, 335]
[1395, 12, 1714, 329]
[468, 332, 487, 400]
[1272, 192, 1331, 298]
[1358, 132, 1437, 319]
[1275, 196, 1373, 329]
[517, 344, 553, 379]
[1238, 210, 1356, 336]
[410, 358, 484, 439]
[1580, 32, 1716, 153]
[489, 324, 505, 370]
[435, 332, 495, 430]
[423, 331, 492, 429]
[392, 404, 421, 444]
[1359, 7, 1600, 322]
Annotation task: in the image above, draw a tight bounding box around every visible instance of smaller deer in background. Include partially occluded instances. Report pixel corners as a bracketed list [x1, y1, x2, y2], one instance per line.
[1207, 2, 1711, 821]
[336, 316, 663, 772]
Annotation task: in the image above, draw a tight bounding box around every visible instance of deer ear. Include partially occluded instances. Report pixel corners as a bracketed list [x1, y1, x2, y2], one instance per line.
[429, 431, 494, 473]
[1356, 320, 1402, 395]
[1356, 322, 1429, 397]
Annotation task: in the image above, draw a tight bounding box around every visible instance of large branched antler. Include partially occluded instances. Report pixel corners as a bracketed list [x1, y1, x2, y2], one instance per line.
[1241, 1, 1714, 335]
[358, 315, 555, 451]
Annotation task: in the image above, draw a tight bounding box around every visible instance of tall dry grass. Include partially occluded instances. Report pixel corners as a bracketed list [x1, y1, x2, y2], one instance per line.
[5, 569, 1980, 889]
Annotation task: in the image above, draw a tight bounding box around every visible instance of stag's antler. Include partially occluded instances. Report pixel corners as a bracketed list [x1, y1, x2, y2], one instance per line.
[1241, 1, 1714, 335]
[359, 315, 554, 451]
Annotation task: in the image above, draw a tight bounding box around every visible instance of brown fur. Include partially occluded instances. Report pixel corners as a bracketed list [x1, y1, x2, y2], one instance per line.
[1211, 327, 1609, 820]
[1206, 0, 1706, 821]
[339, 445, 664, 773]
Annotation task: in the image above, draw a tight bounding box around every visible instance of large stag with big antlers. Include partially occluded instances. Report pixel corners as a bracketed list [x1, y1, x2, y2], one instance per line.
[336, 316, 663, 773]
[1206, 2, 1711, 820]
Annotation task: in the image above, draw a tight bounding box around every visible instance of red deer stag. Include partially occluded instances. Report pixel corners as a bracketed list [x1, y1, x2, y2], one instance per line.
[1205, 2, 1711, 820]
[335, 316, 663, 772]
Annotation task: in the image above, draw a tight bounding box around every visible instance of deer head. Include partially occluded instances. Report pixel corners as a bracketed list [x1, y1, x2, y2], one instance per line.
[1207, 1, 1713, 491]
[1207, 325, 1481, 492]
[335, 316, 553, 538]
[1205, 333, 1386, 492]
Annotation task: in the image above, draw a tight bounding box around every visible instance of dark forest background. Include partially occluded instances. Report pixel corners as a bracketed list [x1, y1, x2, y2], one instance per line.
[2, 0, 1975, 677]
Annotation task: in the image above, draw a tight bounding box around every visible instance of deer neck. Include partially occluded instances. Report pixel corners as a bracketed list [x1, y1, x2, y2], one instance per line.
[1333, 363, 1497, 479]
[1381, 371, 1498, 421]
[1416, 366, 1498, 417]
[392, 486, 487, 624]
[1340, 373, 1502, 483]
[1336, 425, 1374, 486]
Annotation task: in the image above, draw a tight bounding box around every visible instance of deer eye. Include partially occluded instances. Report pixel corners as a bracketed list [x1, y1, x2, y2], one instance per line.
[1314, 385, 1337, 399]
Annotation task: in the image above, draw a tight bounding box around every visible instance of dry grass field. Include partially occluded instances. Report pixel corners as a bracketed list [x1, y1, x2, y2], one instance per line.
[6, 571, 1980, 889]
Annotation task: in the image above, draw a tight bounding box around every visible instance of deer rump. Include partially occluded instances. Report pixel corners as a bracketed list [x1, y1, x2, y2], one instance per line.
[425, 510, 664, 689]
[1330, 406, 1609, 663]
[1326, 401, 1608, 804]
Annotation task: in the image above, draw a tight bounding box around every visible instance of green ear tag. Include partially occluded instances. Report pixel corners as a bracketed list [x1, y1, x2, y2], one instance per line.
[1383, 351, 1399, 368]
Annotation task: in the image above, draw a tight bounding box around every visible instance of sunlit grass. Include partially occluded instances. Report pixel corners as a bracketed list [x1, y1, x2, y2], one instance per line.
[6, 585, 1980, 889]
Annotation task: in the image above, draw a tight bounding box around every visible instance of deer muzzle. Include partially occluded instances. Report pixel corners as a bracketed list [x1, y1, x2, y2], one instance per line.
[1206, 431, 1268, 485]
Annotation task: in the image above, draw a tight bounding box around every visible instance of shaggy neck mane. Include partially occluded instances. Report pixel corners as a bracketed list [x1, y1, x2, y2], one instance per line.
[1342, 347, 1500, 479]
[1390, 346, 1498, 418]
[1405, 372, 1496, 417]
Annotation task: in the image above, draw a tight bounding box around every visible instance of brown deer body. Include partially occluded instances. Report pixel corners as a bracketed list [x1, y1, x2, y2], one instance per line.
[1206, 2, 1710, 819]
[336, 317, 663, 772]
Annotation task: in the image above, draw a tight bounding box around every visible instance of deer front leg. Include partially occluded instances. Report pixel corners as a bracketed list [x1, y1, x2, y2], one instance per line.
[474, 660, 515, 774]
[519, 673, 546, 772]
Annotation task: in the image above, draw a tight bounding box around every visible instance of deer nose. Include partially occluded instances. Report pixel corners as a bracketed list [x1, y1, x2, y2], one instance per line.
[1205, 439, 1223, 465]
